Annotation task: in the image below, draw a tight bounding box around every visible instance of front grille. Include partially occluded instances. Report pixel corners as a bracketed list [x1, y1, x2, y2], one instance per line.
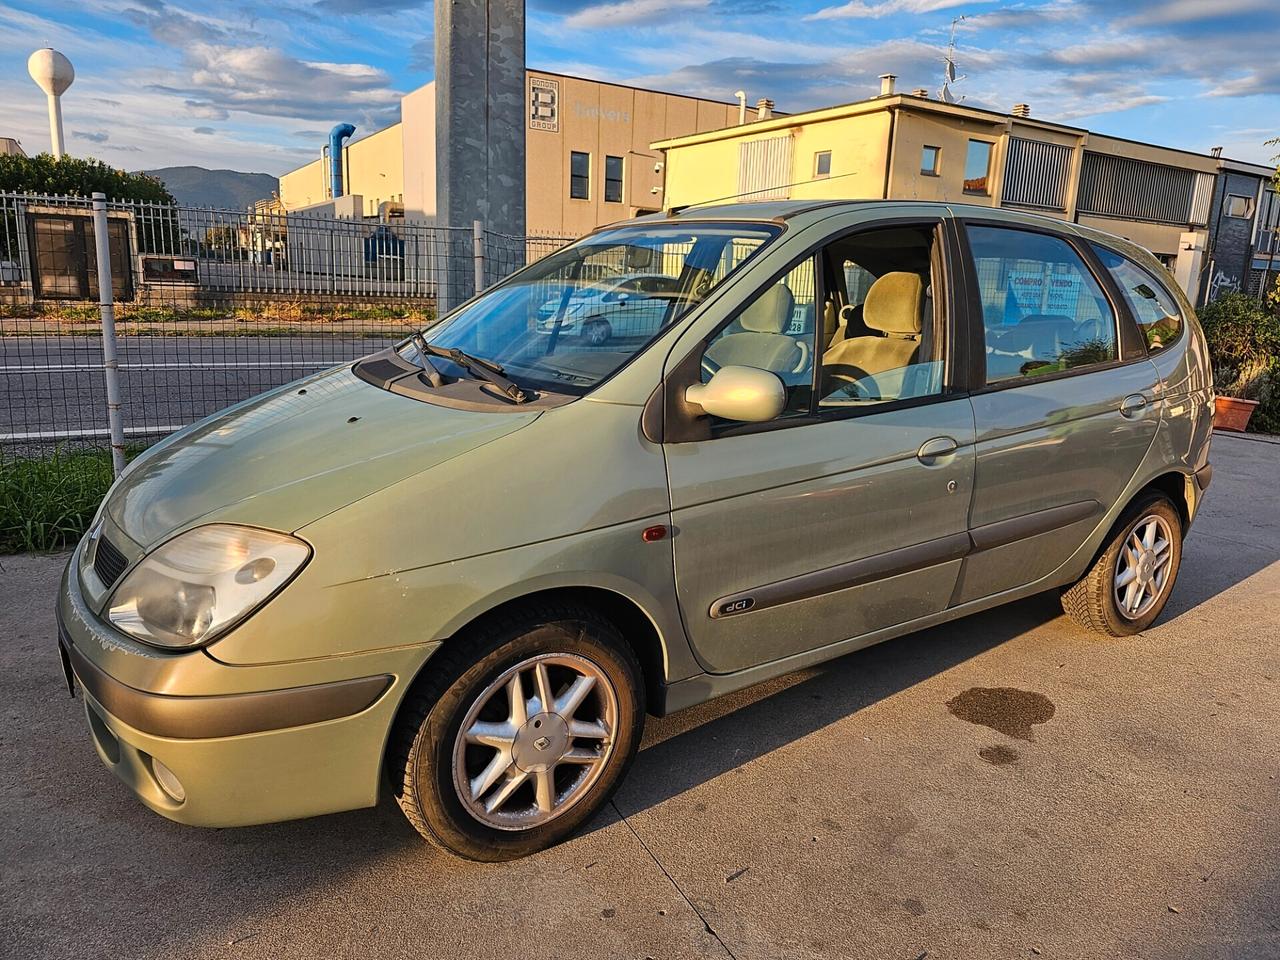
[93, 535, 129, 588]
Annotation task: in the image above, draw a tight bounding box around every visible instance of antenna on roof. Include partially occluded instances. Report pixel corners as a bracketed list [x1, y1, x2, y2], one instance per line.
[938, 16, 967, 104]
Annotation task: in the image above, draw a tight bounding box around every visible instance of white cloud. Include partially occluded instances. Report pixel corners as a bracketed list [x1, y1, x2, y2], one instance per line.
[564, 0, 709, 30]
[806, 0, 988, 21]
[184, 100, 229, 121]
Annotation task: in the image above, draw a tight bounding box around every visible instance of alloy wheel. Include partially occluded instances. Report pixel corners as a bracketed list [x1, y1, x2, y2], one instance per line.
[1113, 513, 1175, 620]
[451, 653, 617, 831]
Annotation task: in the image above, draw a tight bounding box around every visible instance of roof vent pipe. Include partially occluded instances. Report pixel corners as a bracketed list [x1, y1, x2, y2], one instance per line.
[328, 122, 356, 198]
[911, 87, 929, 98]
[879, 74, 896, 96]
[756, 98, 774, 121]
[735, 89, 747, 125]
[1011, 103, 1031, 118]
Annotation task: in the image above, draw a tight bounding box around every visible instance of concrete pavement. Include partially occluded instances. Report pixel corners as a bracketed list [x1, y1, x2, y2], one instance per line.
[1, 431, 1278, 959]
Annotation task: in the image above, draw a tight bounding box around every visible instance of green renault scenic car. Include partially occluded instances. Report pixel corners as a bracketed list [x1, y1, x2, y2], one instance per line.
[57, 200, 1213, 860]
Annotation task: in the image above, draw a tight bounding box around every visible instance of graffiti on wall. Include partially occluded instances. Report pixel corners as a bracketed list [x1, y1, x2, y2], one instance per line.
[1208, 267, 1240, 302]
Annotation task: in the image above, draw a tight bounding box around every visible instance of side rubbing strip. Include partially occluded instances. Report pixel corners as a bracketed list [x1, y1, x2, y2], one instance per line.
[709, 532, 971, 619]
[968, 500, 1102, 552]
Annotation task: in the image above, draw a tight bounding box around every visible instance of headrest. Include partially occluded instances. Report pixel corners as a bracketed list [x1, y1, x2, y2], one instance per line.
[864, 272, 923, 336]
[739, 284, 795, 334]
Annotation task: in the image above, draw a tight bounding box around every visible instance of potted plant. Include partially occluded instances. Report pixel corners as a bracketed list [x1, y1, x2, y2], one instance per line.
[1198, 291, 1279, 433]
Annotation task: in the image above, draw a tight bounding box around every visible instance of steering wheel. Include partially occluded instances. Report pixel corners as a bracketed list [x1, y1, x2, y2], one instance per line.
[824, 364, 878, 401]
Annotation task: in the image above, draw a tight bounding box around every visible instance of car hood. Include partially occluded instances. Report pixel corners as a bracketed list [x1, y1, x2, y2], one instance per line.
[105, 365, 540, 548]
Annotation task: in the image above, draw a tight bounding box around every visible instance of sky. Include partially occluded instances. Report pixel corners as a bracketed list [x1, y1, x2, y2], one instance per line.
[2, 0, 1278, 176]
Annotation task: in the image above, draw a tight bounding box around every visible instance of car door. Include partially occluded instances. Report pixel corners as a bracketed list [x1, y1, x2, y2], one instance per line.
[952, 219, 1162, 604]
[665, 215, 977, 675]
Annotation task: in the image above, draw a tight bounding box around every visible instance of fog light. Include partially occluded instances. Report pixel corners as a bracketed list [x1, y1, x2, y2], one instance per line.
[150, 757, 186, 803]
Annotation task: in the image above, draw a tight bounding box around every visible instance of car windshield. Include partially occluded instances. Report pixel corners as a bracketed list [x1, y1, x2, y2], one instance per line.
[407, 221, 780, 395]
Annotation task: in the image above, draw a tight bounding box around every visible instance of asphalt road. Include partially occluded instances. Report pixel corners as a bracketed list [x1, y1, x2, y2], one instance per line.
[0, 336, 390, 441]
[2, 431, 1279, 959]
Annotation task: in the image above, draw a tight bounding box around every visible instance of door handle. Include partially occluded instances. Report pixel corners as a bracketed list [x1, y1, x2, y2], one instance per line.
[1120, 394, 1148, 418]
[917, 436, 958, 463]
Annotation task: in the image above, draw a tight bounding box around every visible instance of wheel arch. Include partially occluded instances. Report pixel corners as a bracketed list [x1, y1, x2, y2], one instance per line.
[380, 584, 671, 782]
[1139, 469, 1193, 530]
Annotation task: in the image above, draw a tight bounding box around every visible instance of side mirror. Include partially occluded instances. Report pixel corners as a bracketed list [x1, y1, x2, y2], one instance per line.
[685, 365, 787, 422]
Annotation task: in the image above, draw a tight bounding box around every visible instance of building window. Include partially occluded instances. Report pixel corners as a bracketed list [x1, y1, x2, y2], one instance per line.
[921, 145, 940, 176]
[1225, 194, 1255, 219]
[570, 151, 590, 200]
[604, 155, 624, 203]
[964, 140, 993, 195]
[814, 150, 832, 179]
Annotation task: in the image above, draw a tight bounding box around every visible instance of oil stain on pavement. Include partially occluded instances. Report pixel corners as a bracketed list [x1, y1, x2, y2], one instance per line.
[977, 744, 1020, 766]
[946, 687, 1056, 741]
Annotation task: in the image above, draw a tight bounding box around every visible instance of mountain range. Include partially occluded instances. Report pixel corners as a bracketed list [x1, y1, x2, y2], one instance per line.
[140, 166, 279, 209]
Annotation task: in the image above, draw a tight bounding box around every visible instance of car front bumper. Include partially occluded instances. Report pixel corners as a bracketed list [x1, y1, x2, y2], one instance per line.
[56, 550, 438, 828]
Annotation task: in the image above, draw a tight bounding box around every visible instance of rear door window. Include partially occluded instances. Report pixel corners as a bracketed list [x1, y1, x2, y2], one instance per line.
[966, 225, 1118, 384]
[1090, 245, 1183, 353]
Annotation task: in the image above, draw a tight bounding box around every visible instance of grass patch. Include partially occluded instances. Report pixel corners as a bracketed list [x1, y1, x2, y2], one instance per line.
[0, 447, 135, 554]
[1, 301, 437, 326]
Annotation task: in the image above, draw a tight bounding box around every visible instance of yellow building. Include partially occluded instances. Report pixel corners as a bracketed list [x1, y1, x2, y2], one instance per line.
[279, 124, 403, 216]
[279, 70, 741, 235]
[654, 81, 1278, 303]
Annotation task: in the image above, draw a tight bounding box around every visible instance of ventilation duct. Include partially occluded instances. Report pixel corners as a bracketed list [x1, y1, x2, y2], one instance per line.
[328, 122, 356, 199]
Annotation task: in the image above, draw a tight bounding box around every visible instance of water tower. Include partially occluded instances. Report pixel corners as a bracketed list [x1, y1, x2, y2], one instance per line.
[28, 48, 75, 159]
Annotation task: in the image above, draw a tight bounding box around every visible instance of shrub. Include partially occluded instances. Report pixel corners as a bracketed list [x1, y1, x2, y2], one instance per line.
[0, 447, 119, 553]
[1199, 292, 1280, 433]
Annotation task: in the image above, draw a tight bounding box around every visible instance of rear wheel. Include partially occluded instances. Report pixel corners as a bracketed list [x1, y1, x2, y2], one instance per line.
[1061, 493, 1183, 637]
[389, 604, 644, 861]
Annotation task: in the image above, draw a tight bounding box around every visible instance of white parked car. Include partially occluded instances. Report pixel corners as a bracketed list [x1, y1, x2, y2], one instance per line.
[536, 273, 682, 345]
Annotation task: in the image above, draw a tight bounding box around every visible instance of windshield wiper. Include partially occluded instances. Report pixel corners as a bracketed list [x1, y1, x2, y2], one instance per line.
[420, 342, 529, 403]
[408, 334, 445, 388]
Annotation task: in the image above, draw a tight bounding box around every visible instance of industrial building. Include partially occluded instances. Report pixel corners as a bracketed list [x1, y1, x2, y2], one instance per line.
[278, 69, 745, 237]
[654, 76, 1279, 306]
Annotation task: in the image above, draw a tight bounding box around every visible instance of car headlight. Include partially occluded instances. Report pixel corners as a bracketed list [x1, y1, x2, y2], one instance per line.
[107, 524, 311, 649]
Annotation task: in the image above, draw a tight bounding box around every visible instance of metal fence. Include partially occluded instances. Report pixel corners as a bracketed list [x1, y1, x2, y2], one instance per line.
[0, 192, 572, 453]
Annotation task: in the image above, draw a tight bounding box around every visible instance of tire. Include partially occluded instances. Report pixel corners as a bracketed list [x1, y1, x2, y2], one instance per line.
[388, 603, 644, 861]
[1061, 492, 1183, 637]
[583, 320, 611, 345]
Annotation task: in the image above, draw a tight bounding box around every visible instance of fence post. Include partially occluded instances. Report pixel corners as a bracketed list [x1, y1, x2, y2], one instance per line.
[472, 219, 486, 297]
[91, 192, 126, 476]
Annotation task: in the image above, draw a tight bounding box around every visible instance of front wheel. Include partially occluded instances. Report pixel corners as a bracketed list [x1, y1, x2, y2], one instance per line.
[582, 320, 612, 345]
[389, 605, 644, 861]
[1061, 493, 1183, 637]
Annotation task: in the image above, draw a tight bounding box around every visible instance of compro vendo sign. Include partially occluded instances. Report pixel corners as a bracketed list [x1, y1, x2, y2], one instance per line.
[1006, 268, 1083, 320]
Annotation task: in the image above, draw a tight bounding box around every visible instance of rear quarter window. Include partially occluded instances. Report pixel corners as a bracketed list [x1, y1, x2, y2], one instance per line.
[1091, 244, 1184, 354]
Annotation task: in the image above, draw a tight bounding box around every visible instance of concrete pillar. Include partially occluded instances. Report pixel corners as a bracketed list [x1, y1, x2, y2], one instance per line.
[1174, 230, 1207, 303]
[435, 0, 526, 241]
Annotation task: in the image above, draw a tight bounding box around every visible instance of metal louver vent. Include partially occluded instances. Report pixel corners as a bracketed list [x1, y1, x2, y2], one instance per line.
[738, 136, 793, 201]
[1002, 137, 1072, 210]
[93, 535, 129, 588]
[1077, 152, 1207, 225]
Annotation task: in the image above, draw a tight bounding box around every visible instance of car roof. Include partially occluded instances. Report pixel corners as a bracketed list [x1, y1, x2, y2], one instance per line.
[621, 200, 1170, 280]
[638, 199, 1164, 270]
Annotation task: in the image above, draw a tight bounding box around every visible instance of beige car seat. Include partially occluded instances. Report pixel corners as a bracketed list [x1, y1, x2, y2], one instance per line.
[821, 272, 923, 390]
[704, 284, 808, 374]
